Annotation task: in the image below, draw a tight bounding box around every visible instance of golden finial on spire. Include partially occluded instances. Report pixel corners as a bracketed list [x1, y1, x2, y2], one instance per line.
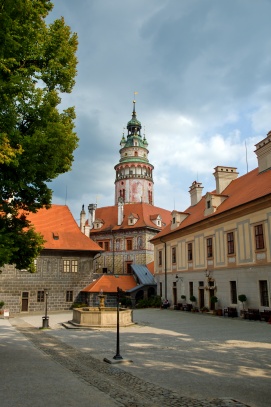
[133, 91, 138, 102]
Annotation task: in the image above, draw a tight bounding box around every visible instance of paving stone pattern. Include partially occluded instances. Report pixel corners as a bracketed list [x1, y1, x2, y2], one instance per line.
[13, 321, 249, 407]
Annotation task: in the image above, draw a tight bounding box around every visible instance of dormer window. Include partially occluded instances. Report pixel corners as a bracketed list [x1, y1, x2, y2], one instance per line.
[128, 213, 139, 226]
[93, 219, 104, 230]
[172, 217, 176, 224]
[53, 232, 59, 240]
[207, 200, 211, 209]
[150, 214, 162, 227]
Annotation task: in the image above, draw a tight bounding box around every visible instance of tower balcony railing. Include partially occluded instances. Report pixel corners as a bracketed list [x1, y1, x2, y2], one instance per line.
[116, 174, 153, 181]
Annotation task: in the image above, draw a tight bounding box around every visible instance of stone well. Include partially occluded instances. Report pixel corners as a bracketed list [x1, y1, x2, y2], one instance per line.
[70, 295, 133, 328]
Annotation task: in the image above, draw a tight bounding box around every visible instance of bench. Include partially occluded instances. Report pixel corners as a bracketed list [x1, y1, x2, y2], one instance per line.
[224, 307, 238, 318]
[260, 309, 271, 322]
[182, 303, 193, 312]
[244, 308, 261, 321]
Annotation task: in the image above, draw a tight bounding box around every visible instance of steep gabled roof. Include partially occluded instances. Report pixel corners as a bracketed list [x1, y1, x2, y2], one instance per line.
[27, 205, 103, 252]
[153, 167, 271, 240]
[131, 264, 156, 285]
[82, 274, 137, 293]
[89, 202, 171, 234]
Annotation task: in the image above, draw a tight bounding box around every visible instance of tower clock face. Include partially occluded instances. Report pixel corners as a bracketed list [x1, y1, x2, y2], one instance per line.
[118, 196, 123, 203]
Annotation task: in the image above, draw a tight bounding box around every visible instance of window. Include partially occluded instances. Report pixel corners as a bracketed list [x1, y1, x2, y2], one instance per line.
[158, 250, 162, 266]
[172, 247, 176, 264]
[230, 281, 237, 304]
[227, 232, 235, 255]
[259, 280, 269, 307]
[71, 260, 78, 273]
[255, 224, 265, 250]
[207, 238, 213, 258]
[188, 243, 193, 261]
[189, 281, 193, 297]
[207, 200, 211, 209]
[126, 239, 133, 250]
[126, 262, 133, 273]
[63, 260, 70, 272]
[98, 241, 110, 251]
[160, 282, 163, 297]
[66, 291, 73, 302]
[37, 290, 44, 302]
[63, 260, 78, 273]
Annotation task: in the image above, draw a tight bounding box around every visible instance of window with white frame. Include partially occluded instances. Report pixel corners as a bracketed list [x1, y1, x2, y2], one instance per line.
[63, 260, 78, 273]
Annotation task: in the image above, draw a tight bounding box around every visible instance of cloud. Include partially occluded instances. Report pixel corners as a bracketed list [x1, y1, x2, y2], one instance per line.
[47, 0, 271, 219]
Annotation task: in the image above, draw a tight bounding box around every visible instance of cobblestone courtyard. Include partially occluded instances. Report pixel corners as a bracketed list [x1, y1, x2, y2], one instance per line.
[2, 309, 270, 407]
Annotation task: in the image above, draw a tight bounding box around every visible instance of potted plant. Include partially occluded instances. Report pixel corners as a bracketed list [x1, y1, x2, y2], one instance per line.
[238, 294, 247, 317]
[238, 294, 247, 309]
[181, 295, 186, 302]
[190, 295, 197, 311]
[210, 295, 218, 314]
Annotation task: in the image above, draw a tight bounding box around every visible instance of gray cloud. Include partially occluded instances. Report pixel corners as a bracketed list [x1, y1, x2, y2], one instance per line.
[48, 0, 271, 221]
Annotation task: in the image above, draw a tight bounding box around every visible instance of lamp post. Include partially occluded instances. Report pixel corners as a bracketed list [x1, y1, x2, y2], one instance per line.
[42, 288, 49, 328]
[113, 287, 123, 360]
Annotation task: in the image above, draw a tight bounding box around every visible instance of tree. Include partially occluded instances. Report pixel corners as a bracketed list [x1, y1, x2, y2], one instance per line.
[0, 0, 78, 270]
[238, 294, 247, 310]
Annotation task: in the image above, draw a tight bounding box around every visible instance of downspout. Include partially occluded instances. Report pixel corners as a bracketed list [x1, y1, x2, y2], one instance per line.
[160, 238, 167, 301]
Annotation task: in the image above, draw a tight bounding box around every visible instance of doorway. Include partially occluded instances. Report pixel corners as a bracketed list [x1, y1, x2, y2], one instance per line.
[209, 289, 215, 310]
[21, 292, 29, 312]
[173, 282, 177, 305]
[199, 288, 205, 309]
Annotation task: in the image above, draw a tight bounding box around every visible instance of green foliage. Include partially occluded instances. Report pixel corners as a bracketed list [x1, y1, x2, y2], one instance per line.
[136, 295, 162, 309]
[190, 295, 196, 303]
[0, 301, 4, 309]
[0, 1, 78, 269]
[211, 296, 218, 303]
[238, 294, 247, 303]
[120, 297, 132, 307]
[181, 295, 186, 300]
[238, 294, 247, 309]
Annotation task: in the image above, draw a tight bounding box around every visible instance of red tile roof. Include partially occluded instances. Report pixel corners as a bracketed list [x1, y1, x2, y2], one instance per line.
[82, 274, 137, 293]
[153, 167, 271, 239]
[26, 205, 103, 252]
[89, 202, 171, 234]
[146, 261, 154, 275]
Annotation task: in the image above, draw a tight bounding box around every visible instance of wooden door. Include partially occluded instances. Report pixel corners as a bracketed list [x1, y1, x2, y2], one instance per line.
[21, 292, 29, 312]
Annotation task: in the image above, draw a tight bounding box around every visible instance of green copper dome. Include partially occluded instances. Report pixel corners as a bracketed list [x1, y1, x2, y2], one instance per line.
[127, 100, 142, 132]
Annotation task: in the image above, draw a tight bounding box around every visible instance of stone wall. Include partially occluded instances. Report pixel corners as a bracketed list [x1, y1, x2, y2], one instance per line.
[0, 250, 96, 314]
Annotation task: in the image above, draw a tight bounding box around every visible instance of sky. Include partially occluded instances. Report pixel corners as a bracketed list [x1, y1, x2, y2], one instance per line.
[48, 0, 271, 223]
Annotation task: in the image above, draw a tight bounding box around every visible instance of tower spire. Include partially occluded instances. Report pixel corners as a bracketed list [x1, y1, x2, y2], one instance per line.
[114, 98, 154, 205]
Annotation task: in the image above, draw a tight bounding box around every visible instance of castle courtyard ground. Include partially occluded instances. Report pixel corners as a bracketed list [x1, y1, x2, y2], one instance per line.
[1, 308, 270, 407]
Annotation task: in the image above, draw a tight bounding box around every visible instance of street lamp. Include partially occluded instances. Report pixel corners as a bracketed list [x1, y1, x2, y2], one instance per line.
[42, 288, 49, 328]
[113, 287, 123, 360]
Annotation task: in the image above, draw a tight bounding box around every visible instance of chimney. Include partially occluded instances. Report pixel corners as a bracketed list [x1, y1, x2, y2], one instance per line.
[118, 198, 124, 225]
[80, 205, 86, 233]
[189, 181, 203, 206]
[213, 166, 238, 194]
[88, 204, 97, 229]
[255, 131, 271, 173]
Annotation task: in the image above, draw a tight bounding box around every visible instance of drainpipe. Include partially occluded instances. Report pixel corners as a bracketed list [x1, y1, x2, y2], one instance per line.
[160, 238, 167, 301]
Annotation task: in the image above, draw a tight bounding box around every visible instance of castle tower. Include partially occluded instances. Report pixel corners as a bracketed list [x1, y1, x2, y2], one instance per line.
[114, 100, 154, 205]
